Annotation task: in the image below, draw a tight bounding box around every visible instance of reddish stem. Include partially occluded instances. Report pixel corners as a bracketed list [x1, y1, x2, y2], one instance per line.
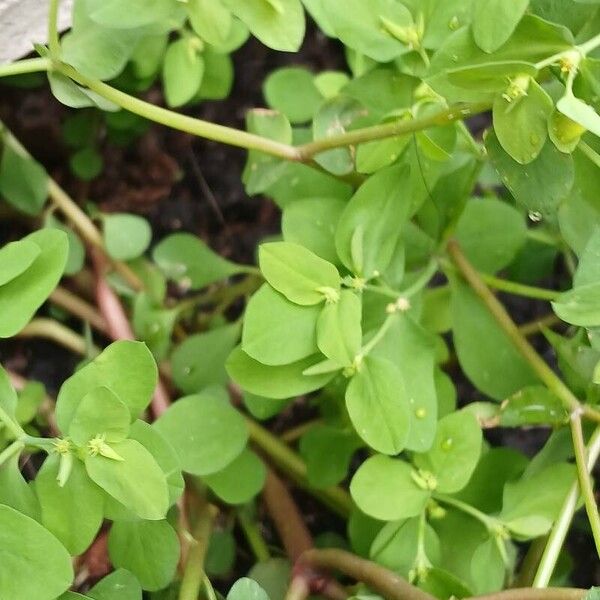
[90, 248, 171, 417]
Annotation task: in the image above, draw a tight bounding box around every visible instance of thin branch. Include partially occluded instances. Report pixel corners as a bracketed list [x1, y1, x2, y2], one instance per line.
[17, 318, 95, 356]
[479, 273, 560, 302]
[50, 286, 108, 333]
[534, 427, 600, 586]
[447, 240, 600, 424]
[468, 589, 586, 600]
[48, 0, 61, 56]
[296, 549, 435, 600]
[569, 415, 600, 555]
[0, 58, 51, 78]
[242, 411, 353, 518]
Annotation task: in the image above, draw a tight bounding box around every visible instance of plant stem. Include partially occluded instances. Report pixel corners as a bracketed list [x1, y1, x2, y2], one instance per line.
[479, 273, 560, 301]
[0, 405, 25, 439]
[48, 0, 61, 56]
[243, 415, 352, 518]
[57, 62, 301, 161]
[178, 498, 217, 600]
[0, 440, 24, 467]
[360, 314, 398, 358]
[534, 426, 600, 587]
[447, 240, 600, 424]
[296, 103, 491, 160]
[285, 578, 311, 600]
[433, 493, 500, 532]
[579, 31, 600, 54]
[519, 314, 561, 338]
[468, 589, 586, 600]
[569, 415, 600, 555]
[17, 318, 98, 356]
[236, 509, 271, 563]
[50, 287, 108, 333]
[297, 549, 436, 600]
[281, 419, 323, 444]
[0, 57, 51, 78]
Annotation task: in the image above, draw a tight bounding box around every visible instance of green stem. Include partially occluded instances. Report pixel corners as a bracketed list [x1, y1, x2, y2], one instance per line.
[57, 62, 301, 161]
[48, 0, 61, 56]
[433, 493, 500, 532]
[569, 416, 600, 555]
[22, 435, 57, 451]
[447, 240, 600, 424]
[179, 499, 216, 600]
[0, 405, 25, 439]
[237, 509, 271, 563]
[479, 273, 560, 301]
[244, 415, 352, 518]
[468, 589, 586, 600]
[17, 318, 99, 356]
[533, 426, 600, 587]
[296, 103, 491, 160]
[284, 578, 311, 600]
[0, 440, 25, 467]
[0, 58, 51, 78]
[360, 313, 398, 358]
[579, 141, 600, 169]
[579, 31, 600, 54]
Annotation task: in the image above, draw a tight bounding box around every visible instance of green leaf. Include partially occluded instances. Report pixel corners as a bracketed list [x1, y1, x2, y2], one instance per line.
[372, 315, 438, 452]
[0, 454, 39, 519]
[300, 425, 359, 488]
[223, 0, 305, 51]
[0, 229, 69, 338]
[557, 93, 600, 137]
[549, 110, 586, 154]
[414, 410, 482, 493]
[88, 569, 142, 600]
[45, 216, 85, 276]
[35, 455, 104, 555]
[129, 420, 184, 505]
[0, 239, 40, 286]
[335, 164, 412, 277]
[153, 233, 243, 289]
[132, 293, 178, 360]
[259, 241, 340, 305]
[451, 277, 538, 400]
[103, 213, 151, 261]
[311, 96, 365, 175]
[0, 504, 73, 600]
[0, 144, 48, 215]
[242, 284, 320, 365]
[84, 0, 175, 28]
[206, 529, 236, 576]
[70, 146, 103, 181]
[264, 67, 323, 124]
[575, 228, 600, 287]
[154, 390, 248, 476]
[227, 346, 335, 399]
[282, 197, 346, 264]
[499, 462, 576, 538]
[486, 131, 574, 218]
[203, 448, 266, 504]
[163, 38, 205, 108]
[48, 72, 119, 111]
[61, 4, 140, 80]
[0, 364, 18, 418]
[346, 356, 411, 455]
[553, 282, 600, 326]
[583, 589, 600, 600]
[419, 568, 474, 599]
[243, 109, 292, 195]
[317, 290, 362, 367]
[454, 198, 527, 273]
[68, 386, 131, 445]
[350, 455, 430, 521]
[500, 386, 567, 427]
[493, 79, 553, 164]
[227, 577, 270, 600]
[322, 0, 411, 61]
[370, 517, 440, 578]
[108, 520, 180, 591]
[187, 0, 232, 46]
[171, 323, 241, 394]
[472, 0, 530, 53]
[56, 341, 158, 432]
[85, 439, 169, 520]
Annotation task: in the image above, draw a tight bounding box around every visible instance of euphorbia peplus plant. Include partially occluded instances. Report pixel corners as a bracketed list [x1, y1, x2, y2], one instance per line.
[1, 0, 600, 598]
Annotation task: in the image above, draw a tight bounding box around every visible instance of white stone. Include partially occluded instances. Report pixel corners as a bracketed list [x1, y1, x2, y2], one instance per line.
[0, 0, 72, 63]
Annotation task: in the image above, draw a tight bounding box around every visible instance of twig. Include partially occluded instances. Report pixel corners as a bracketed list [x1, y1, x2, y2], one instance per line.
[50, 286, 108, 333]
[468, 589, 586, 600]
[296, 549, 435, 600]
[17, 318, 96, 356]
[447, 240, 600, 424]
